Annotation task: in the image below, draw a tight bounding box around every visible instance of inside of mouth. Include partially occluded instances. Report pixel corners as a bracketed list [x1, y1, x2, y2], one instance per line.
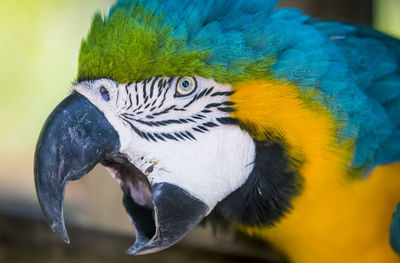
[102, 155, 156, 243]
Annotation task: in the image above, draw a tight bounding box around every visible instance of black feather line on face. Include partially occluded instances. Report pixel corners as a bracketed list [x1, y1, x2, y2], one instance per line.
[116, 77, 240, 143]
[206, 138, 303, 228]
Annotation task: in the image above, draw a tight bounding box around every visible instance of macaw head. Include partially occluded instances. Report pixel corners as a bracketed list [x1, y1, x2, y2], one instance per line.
[35, 0, 307, 255]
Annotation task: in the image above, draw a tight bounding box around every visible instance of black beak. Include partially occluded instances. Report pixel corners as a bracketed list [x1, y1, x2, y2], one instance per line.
[34, 93, 120, 243]
[126, 183, 208, 254]
[34, 92, 208, 254]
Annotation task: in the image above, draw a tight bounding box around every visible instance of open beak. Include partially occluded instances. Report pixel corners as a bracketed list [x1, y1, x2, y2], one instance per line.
[34, 93, 208, 254]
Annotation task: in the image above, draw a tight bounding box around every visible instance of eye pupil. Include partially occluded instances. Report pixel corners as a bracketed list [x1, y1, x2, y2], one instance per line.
[182, 80, 190, 88]
[100, 86, 110, 102]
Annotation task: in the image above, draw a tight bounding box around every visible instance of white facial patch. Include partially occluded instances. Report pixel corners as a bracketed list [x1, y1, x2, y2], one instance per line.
[71, 77, 256, 213]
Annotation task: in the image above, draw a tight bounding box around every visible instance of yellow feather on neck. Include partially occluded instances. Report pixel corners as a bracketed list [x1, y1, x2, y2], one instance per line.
[230, 79, 352, 187]
[229, 79, 400, 263]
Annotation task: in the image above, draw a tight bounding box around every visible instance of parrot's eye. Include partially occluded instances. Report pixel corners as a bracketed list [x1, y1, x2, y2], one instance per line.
[99, 86, 110, 102]
[175, 77, 197, 97]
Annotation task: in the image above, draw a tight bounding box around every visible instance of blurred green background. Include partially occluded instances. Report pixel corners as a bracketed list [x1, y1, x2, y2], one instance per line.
[0, 0, 399, 262]
[0, 0, 134, 233]
[375, 0, 400, 38]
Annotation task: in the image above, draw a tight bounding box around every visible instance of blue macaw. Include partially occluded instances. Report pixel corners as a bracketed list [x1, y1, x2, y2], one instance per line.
[34, 0, 400, 262]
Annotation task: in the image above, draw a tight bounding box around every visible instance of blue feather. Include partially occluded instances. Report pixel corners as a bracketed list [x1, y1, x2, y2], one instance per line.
[110, 0, 279, 66]
[316, 23, 400, 170]
[272, 14, 400, 171]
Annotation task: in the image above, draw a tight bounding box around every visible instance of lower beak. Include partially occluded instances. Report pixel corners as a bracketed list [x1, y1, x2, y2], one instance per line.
[34, 92, 208, 254]
[127, 183, 208, 254]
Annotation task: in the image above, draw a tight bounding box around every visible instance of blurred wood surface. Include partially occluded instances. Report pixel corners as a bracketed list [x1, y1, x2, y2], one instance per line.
[0, 213, 285, 263]
[279, 0, 372, 25]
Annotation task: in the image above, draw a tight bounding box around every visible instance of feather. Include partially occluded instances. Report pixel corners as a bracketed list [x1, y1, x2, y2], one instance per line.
[312, 23, 400, 170]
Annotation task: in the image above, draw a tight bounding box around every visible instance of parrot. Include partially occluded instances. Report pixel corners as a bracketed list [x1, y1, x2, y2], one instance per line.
[33, 0, 400, 262]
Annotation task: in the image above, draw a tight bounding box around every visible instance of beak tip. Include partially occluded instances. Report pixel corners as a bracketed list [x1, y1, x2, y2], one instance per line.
[126, 246, 139, 255]
[49, 221, 70, 244]
[126, 242, 154, 255]
[55, 230, 70, 244]
[62, 235, 71, 244]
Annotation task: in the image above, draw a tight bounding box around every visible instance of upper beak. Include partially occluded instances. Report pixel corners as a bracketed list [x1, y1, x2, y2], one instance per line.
[34, 92, 208, 254]
[34, 92, 120, 243]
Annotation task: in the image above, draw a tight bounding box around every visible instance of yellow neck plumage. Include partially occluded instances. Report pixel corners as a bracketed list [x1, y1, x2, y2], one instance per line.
[230, 79, 352, 185]
[229, 79, 400, 263]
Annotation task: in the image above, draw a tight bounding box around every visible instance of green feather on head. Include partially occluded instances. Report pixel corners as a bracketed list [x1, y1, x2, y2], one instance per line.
[77, 0, 276, 84]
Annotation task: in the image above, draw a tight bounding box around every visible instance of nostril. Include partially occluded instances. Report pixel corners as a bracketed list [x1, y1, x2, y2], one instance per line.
[100, 86, 110, 101]
[145, 165, 154, 174]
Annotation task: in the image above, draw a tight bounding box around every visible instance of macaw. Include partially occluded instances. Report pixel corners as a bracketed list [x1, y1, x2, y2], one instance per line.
[34, 0, 400, 262]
